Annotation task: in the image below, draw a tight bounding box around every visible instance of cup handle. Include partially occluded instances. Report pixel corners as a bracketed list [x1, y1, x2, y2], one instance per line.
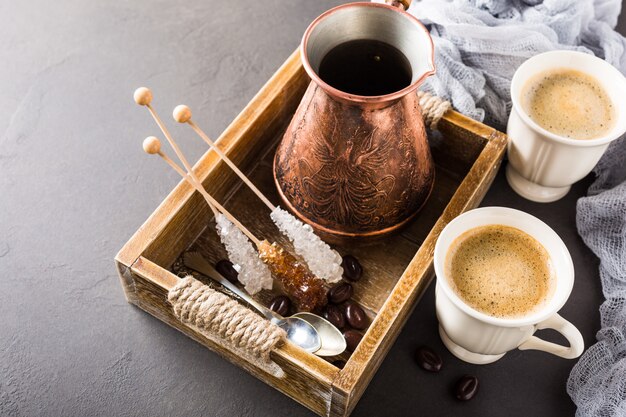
[517, 313, 584, 359]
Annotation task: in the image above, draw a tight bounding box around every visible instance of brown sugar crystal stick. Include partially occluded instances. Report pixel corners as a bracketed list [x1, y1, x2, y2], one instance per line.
[172, 104, 343, 284]
[135, 88, 328, 309]
[142, 137, 326, 310]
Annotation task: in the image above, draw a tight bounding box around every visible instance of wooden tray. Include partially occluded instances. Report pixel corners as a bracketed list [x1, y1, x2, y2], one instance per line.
[115, 49, 507, 417]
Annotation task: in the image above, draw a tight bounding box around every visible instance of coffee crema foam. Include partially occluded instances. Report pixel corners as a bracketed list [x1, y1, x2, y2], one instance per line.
[522, 68, 615, 140]
[445, 224, 555, 319]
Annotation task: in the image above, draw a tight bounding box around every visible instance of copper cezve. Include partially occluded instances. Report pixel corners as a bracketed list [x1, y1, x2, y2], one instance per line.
[274, 2, 437, 243]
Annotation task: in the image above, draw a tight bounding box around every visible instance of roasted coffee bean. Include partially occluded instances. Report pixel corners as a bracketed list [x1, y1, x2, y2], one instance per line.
[343, 330, 363, 352]
[332, 359, 346, 369]
[454, 375, 479, 401]
[342, 255, 363, 282]
[323, 304, 346, 329]
[415, 346, 442, 372]
[215, 259, 238, 283]
[328, 282, 353, 304]
[269, 295, 291, 317]
[344, 301, 368, 330]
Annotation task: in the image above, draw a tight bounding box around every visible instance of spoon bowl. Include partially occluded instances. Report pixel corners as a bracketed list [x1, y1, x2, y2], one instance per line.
[293, 312, 347, 356]
[274, 317, 322, 353]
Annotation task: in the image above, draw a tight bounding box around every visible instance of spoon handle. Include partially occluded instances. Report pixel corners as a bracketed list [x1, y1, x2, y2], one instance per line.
[183, 252, 278, 321]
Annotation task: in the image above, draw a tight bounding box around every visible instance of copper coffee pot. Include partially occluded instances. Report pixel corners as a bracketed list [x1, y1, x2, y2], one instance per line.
[274, 1, 436, 243]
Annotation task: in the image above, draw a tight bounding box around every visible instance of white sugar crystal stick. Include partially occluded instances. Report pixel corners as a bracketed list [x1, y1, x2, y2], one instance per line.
[142, 135, 272, 294]
[173, 104, 344, 282]
[270, 207, 343, 283]
[215, 214, 273, 294]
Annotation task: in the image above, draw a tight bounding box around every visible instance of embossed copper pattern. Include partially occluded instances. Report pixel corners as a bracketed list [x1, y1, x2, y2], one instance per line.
[274, 82, 435, 242]
[274, 2, 436, 243]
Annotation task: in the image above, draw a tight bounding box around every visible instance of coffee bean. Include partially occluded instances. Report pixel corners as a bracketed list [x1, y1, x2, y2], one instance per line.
[343, 330, 363, 352]
[328, 282, 353, 304]
[344, 301, 368, 330]
[342, 255, 363, 282]
[454, 375, 479, 401]
[215, 259, 238, 283]
[269, 295, 291, 317]
[323, 304, 346, 329]
[415, 346, 442, 372]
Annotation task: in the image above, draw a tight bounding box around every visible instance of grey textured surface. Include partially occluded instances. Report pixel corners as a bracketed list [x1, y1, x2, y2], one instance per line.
[0, 1, 624, 416]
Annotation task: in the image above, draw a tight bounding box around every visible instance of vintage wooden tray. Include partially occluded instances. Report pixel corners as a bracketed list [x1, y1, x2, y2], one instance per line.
[115, 49, 507, 417]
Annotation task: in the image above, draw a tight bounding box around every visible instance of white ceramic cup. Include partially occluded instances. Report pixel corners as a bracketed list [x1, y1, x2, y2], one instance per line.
[506, 50, 626, 202]
[434, 207, 584, 365]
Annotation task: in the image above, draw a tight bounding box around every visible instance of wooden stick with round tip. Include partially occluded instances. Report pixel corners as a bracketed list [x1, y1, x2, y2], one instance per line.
[143, 136, 218, 216]
[134, 88, 202, 194]
[173, 104, 276, 211]
[142, 136, 260, 246]
[134, 92, 262, 245]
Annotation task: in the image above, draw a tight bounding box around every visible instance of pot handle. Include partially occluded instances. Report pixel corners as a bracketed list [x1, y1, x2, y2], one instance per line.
[385, 0, 412, 11]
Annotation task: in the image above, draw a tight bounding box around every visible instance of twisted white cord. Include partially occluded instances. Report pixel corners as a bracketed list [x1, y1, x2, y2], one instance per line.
[417, 90, 452, 130]
[168, 276, 285, 361]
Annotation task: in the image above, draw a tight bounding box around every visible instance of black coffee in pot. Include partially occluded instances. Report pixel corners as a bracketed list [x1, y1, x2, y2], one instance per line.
[318, 39, 412, 96]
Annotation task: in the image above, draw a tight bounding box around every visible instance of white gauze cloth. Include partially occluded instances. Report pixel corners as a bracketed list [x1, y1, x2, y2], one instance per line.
[566, 137, 626, 417]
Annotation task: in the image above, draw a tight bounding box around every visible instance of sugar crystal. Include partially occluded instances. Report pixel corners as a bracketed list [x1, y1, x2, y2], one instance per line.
[215, 213, 273, 294]
[270, 207, 343, 283]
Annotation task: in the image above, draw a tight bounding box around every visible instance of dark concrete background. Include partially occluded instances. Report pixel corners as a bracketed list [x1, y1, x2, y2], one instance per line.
[1, 1, 624, 416]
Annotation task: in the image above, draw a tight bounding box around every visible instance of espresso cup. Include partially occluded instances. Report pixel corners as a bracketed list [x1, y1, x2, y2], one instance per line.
[434, 207, 584, 364]
[507, 50, 626, 202]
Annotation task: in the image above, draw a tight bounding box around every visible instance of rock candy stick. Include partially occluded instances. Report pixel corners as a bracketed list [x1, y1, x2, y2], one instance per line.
[258, 240, 328, 312]
[215, 214, 273, 294]
[173, 104, 343, 283]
